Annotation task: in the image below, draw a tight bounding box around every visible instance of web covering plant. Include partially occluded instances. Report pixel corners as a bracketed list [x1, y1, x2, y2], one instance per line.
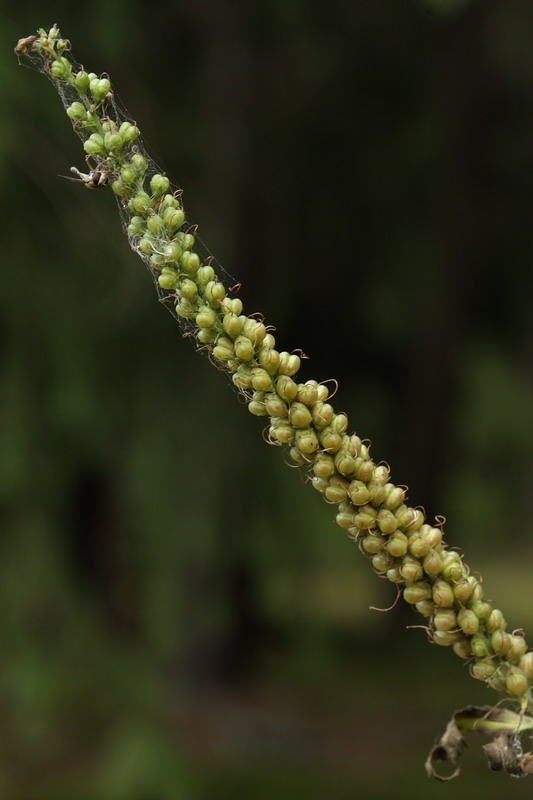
[15, 25, 533, 780]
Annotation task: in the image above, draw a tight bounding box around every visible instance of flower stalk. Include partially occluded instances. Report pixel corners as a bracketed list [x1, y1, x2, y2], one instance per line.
[15, 25, 533, 777]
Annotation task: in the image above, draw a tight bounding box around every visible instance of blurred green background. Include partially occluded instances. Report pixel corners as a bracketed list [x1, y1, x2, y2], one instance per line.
[2, 0, 533, 797]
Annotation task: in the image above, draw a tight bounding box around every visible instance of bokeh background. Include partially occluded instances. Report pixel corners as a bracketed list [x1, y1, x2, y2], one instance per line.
[2, 0, 533, 797]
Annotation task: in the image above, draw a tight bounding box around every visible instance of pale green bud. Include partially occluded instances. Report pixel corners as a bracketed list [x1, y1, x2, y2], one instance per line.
[196, 306, 216, 329]
[131, 153, 148, 173]
[147, 215, 164, 235]
[66, 101, 85, 120]
[150, 173, 170, 196]
[295, 428, 319, 454]
[119, 121, 140, 143]
[104, 131, 123, 151]
[74, 70, 90, 91]
[111, 179, 125, 195]
[181, 251, 200, 273]
[83, 133, 105, 156]
[278, 352, 301, 376]
[234, 336, 255, 361]
[130, 191, 152, 213]
[90, 77, 111, 101]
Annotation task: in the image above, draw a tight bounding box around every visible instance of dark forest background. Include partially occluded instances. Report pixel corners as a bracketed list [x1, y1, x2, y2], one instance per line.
[2, 0, 533, 797]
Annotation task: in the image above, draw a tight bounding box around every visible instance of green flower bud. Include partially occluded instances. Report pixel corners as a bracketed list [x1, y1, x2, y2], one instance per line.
[232, 365, 253, 389]
[74, 70, 90, 91]
[353, 458, 375, 483]
[149, 253, 165, 269]
[470, 634, 491, 659]
[146, 214, 164, 235]
[163, 242, 182, 262]
[111, 179, 125, 195]
[441, 552, 465, 583]
[131, 153, 148, 173]
[264, 393, 288, 418]
[471, 600, 492, 622]
[197, 266, 215, 286]
[90, 77, 111, 101]
[234, 335, 255, 361]
[158, 272, 177, 290]
[331, 413, 348, 435]
[376, 509, 398, 535]
[130, 191, 152, 213]
[386, 532, 408, 557]
[196, 306, 216, 329]
[270, 419, 295, 444]
[457, 608, 479, 636]
[179, 279, 198, 300]
[519, 652, 533, 680]
[248, 396, 267, 416]
[348, 480, 370, 506]
[181, 251, 200, 274]
[295, 428, 319, 454]
[197, 328, 216, 344]
[433, 630, 462, 647]
[311, 476, 329, 494]
[403, 581, 432, 605]
[325, 477, 349, 504]
[51, 58, 70, 79]
[120, 165, 137, 184]
[418, 524, 442, 548]
[383, 484, 406, 510]
[175, 298, 197, 318]
[278, 352, 301, 376]
[334, 451, 357, 477]
[289, 402, 313, 429]
[313, 454, 336, 479]
[150, 173, 170, 196]
[297, 383, 318, 407]
[222, 313, 242, 338]
[399, 555, 424, 582]
[361, 533, 386, 554]
[453, 576, 477, 604]
[407, 533, 431, 559]
[289, 447, 308, 465]
[250, 367, 273, 392]
[507, 635, 528, 662]
[258, 347, 280, 374]
[491, 630, 510, 656]
[276, 376, 298, 403]
[353, 505, 378, 530]
[422, 549, 443, 577]
[311, 402, 334, 429]
[416, 599, 435, 617]
[319, 427, 343, 452]
[83, 133, 105, 156]
[66, 101, 85, 120]
[505, 668, 528, 696]
[395, 505, 416, 530]
[138, 237, 155, 254]
[432, 579, 455, 608]
[367, 481, 386, 506]
[373, 464, 389, 484]
[119, 121, 140, 143]
[205, 280, 226, 305]
[372, 551, 395, 573]
[453, 639, 472, 659]
[163, 206, 185, 231]
[104, 131, 123, 151]
[386, 566, 403, 583]
[127, 216, 145, 236]
[486, 608, 506, 633]
[472, 659, 497, 681]
[433, 609, 456, 632]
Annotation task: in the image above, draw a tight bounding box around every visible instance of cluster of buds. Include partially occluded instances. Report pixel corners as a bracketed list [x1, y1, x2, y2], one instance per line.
[19, 26, 532, 711]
